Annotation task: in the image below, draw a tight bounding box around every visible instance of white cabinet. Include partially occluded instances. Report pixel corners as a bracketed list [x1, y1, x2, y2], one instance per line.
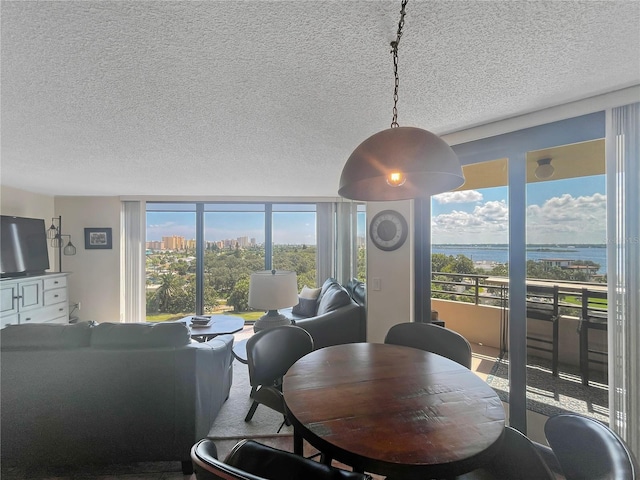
[0, 273, 69, 328]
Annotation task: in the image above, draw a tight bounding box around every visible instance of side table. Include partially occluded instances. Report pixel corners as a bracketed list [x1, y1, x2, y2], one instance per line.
[232, 338, 248, 364]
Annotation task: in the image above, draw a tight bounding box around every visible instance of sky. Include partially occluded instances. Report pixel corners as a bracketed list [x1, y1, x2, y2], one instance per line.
[431, 175, 607, 244]
[146, 175, 607, 246]
[147, 211, 317, 245]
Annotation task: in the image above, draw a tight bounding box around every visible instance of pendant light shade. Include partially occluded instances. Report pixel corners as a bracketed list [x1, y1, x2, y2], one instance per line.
[339, 126, 465, 201]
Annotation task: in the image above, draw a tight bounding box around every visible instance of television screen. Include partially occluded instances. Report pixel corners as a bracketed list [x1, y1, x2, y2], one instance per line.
[1, 215, 50, 277]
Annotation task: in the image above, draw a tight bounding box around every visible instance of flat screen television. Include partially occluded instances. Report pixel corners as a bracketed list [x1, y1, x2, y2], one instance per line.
[1, 215, 51, 278]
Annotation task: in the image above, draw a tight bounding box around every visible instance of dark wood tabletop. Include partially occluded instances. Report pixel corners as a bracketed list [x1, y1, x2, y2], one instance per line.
[283, 342, 505, 479]
[180, 315, 245, 341]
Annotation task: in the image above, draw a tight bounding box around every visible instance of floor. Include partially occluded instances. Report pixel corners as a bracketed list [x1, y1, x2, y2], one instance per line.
[0, 332, 509, 480]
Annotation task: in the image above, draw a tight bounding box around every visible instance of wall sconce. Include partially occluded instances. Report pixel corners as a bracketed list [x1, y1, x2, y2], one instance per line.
[47, 216, 76, 272]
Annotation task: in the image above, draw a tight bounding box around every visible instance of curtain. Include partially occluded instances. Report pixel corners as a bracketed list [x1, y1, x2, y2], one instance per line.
[335, 201, 359, 285]
[316, 203, 334, 285]
[121, 200, 145, 323]
[607, 102, 639, 458]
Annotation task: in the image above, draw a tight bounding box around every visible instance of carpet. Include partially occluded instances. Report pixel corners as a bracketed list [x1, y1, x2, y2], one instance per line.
[486, 354, 609, 424]
[208, 359, 294, 440]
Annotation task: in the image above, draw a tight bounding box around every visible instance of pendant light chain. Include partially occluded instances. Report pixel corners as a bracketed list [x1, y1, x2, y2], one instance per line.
[390, 0, 408, 128]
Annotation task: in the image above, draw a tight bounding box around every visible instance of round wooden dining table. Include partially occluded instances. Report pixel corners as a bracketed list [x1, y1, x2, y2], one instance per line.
[283, 342, 506, 479]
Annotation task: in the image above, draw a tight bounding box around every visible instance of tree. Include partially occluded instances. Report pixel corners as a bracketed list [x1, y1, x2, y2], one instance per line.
[432, 253, 450, 273]
[489, 263, 508, 276]
[152, 272, 183, 313]
[228, 275, 250, 312]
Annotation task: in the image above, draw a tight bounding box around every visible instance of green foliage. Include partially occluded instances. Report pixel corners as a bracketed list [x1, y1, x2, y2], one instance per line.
[488, 263, 508, 276]
[228, 275, 250, 312]
[146, 245, 318, 316]
[432, 253, 477, 275]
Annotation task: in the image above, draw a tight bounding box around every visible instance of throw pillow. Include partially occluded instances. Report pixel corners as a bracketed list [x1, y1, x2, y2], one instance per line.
[316, 284, 351, 316]
[300, 285, 321, 300]
[291, 297, 318, 317]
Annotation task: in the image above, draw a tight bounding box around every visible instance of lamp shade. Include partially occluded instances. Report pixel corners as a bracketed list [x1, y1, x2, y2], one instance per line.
[248, 270, 299, 311]
[339, 126, 465, 201]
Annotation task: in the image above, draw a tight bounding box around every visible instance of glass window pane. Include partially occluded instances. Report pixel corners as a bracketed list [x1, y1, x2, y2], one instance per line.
[204, 211, 266, 315]
[145, 206, 196, 321]
[357, 204, 366, 282]
[525, 144, 608, 424]
[272, 206, 317, 288]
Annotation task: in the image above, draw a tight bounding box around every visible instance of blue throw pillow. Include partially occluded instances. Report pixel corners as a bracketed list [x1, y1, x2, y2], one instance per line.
[291, 297, 317, 317]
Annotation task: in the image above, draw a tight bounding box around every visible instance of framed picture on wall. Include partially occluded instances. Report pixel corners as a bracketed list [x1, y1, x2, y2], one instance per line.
[84, 228, 112, 249]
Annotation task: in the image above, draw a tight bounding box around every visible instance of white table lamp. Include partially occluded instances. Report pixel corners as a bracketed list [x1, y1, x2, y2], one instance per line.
[249, 270, 299, 333]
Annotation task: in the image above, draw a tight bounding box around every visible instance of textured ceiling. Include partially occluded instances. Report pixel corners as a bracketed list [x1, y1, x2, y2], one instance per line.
[1, 1, 639, 198]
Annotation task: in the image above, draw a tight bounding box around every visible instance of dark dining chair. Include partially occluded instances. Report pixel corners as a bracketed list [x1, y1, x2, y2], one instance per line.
[244, 325, 314, 427]
[544, 413, 638, 479]
[191, 438, 373, 480]
[384, 321, 472, 368]
[454, 426, 555, 480]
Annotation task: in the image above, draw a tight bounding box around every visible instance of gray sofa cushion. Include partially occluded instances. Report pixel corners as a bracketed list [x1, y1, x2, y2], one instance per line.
[317, 283, 352, 316]
[291, 297, 318, 317]
[90, 322, 190, 349]
[346, 278, 366, 306]
[0, 322, 93, 350]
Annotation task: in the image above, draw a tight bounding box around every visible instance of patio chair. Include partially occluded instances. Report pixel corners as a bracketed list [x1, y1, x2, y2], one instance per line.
[579, 288, 608, 386]
[191, 438, 372, 480]
[526, 284, 560, 376]
[244, 325, 313, 427]
[384, 321, 472, 368]
[544, 413, 638, 479]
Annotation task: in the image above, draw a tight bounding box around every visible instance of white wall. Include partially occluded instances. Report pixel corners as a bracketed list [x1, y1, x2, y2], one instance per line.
[0, 186, 57, 272]
[365, 200, 414, 343]
[55, 196, 121, 323]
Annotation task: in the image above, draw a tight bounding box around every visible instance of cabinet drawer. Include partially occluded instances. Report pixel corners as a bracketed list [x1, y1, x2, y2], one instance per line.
[1, 313, 19, 329]
[20, 304, 68, 324]
[44, 276, 67, 290]
[43, 288, 67, 306]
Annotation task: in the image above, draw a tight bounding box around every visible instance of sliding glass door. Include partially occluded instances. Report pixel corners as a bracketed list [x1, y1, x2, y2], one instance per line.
[424, 111, 608, 435]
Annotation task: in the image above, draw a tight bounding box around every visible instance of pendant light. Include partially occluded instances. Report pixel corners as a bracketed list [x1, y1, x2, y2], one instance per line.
[339, 0, 465, 201]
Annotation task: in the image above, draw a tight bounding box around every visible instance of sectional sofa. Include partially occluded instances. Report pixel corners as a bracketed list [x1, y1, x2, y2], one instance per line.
[0, 321, 234, 473]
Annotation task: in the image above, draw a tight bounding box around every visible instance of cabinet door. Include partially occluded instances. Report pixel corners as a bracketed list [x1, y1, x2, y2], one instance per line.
[19, 280, 42, 311]
[1, 283, 19, 316]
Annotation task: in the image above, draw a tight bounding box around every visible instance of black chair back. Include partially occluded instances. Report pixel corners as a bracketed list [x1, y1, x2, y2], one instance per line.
[544, 413, 638, 480]
[191, 438, 372, 480]
[384, 322, 472, 368]
[247, 325, 313, 387]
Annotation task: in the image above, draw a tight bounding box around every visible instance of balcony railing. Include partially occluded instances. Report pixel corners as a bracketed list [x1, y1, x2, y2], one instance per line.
[432, 271, 606, 316]
[431, 272, 608, 386]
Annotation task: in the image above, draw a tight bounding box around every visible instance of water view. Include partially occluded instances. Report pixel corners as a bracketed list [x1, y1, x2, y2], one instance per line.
[432, 244, 607, 274]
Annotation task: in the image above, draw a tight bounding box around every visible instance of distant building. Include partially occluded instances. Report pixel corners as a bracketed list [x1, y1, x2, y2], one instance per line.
[146, 240, 164, 251]
[540, 258, 573, 269]
[539, 258, 600, 280]
[162, 235, 186, 251]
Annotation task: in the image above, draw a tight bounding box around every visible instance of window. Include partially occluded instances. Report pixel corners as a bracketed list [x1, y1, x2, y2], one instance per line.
[145, 202, 320, 321]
